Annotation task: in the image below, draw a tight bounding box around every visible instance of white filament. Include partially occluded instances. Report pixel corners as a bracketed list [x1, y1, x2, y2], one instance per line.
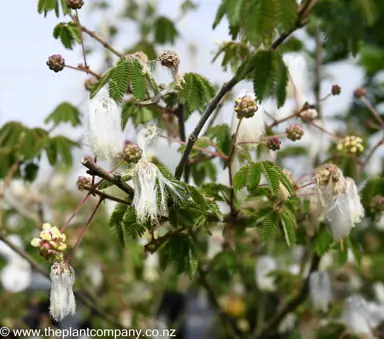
[86, 90, 125, 159]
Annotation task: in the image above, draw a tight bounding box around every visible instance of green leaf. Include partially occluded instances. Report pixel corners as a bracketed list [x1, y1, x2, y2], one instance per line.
[109, 59, 130, 103]
[38, 0, 60, 17]
[45, 102, 81, 127]
[260, 211, 279, 244]
[178, 73, 216, 113]
[153, 16, 179, 44]
[212, 2, 226, 29]
[200, 183, 230, 202]
[206, 124, 231, 156]
[44, 135, 78, 166]
[275, 165, 295, 197]
[276, 0, 298, 32]
[128, 59, 147, 101]
[253, 50, 277, 102]
[53, 22, 80, 49]
[246, 162, 262, 192]
[275, 53, 289, 108]
[162, 234, 198, 278]
[19, 128, 48, 160]
[246, 205, 274, 227]
[281, 208, 297, 247]
[109, 203, 128, 247]
[334, 241, 349, 268]
[313, 227, 333, 256]
[233, 165, 249, 192]
[89, 68, 113, 99]
[60, 0, 72, 16]
[0, 122, 28, 148]
[123, 206, 146, 239]
[24, 163, 39, 182]
[121, 102, 155, 128]
[260, 161, 280, 196]
[223, 0, 243, 26]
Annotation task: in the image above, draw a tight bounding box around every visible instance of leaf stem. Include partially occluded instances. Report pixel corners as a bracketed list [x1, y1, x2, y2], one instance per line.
[65, 64, 101, 79]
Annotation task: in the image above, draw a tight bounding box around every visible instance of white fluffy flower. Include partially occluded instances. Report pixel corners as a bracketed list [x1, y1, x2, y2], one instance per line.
[49, 262, 76, 322]
[255, 255, 277, 291]
[309, 271, 332, 312]
[85, 90, 125, 159]
[325, 178, 364, 241]
[133, 126, 186, 224]
[341, 295, 384, 338]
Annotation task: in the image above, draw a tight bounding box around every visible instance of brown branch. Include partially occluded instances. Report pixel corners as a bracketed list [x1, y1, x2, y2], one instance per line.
[81, 157, 134, 198]
[252, 254, 321, 339]
[65, 65, 101, 79]
[82, 185, 131, 205]
[75, 20, 123, 58]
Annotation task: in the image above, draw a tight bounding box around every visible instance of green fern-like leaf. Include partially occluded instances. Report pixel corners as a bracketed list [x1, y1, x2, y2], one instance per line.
[260, 211, 279, 244]
[233, 165, 249, 191]
[246, 162, 262, 192]
[121, 102, 155, 128]
[44, 102, 81, 127]
[276, 0, 298, 32]
[123, 206, 146, 239]
[273, 164, 295, 197]
[260, 161, 280, 196]
[153, 16, 179, 44]
[53, 22, 80, 49]
[178, 73, 215, 113]
[281, 208, 297, 247]
[89, 68, 113, 99]
[109, 203, 127, 247]
[38, 0, 60, 17]
[109, 59, 130, 103]
[253, 50, 277, 102]
[128, 59, 147, 101]
[275, 53, 289, 108]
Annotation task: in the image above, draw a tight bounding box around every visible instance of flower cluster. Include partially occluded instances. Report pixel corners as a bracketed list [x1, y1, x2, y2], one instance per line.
[46, 54, 65, 73]
[337, 136, 364, 155]
[50, 262, 76, 322]
[123, 144, 143, 163]
[234, 94, 258, 119]
[332, 84, 341, 96]
[267, 137, 281, 151]
[286, 124, 304, 141]
[30, 223, 67, 262]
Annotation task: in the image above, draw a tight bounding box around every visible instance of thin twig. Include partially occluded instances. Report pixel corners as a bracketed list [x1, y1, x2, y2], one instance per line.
[267, 112, 298, 129]
[75, 19, 123, 58]
[136, 89, 177, 106]
[308, 121, 339, 140]
[65, 65, 101, 79]
[74, 10, 88, 69]
[356, 136, 384, 181]
[360, 96, 384, 129]
[82, 185, 131, 205]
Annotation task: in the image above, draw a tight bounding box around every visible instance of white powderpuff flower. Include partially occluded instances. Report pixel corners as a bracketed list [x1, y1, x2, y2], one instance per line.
[133, 126, 186, 224]
[283, 54, 309, 101]
[309, 271, 332, 312]
[341, 295, 384, 338]
[85, 89, 125, 160]
[49, 262, 76, 322]
[255, 255, 277, 291]
[325, 178, 364, 241]
[207, 229, 224, 259]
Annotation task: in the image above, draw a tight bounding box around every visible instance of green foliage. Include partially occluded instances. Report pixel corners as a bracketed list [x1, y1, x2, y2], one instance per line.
[206, 124, 231, 156]
[38, 0, 59, 17]
[128, 59, 147, 101]
[260, 210, 279, 244]
[109, 204, 128, 247]
[252, 50, 288, 106]
[44, 135, 78, 166]
[53, 22, 80, 50]
[153, 16, 179, 44]
[259, 161, 280, 196]
[19, 128, 48, 160]
[108, 59, 130, 103]
[191, 161, 217, 186]
[121, 103, 156, 128]
[276, 0, 298, 32]
[281, 208, 296, 246]
[313, 227, 333, 256]
[89, 68, 113, 99]
[161, 234, 198, 278]
[44, 102, 81, 127]
[213, 40, 251, 72]
[178, 73, 216, 114]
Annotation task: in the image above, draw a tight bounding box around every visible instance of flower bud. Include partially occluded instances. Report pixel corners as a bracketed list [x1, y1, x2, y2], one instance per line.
[66, 0, 84, 9]
[234, 94, 258, 119]
[354, 87, 366, 99]
[286, 124, 304, 141]
[267, 137, 281, 151]
[332, 84, 341, 96]
[46, 54, 65, 73]
[77, 176, 91, 190]
[123, 144, 143, 164]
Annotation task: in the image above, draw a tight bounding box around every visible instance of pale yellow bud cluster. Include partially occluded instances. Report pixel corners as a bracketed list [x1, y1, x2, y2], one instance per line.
[31, 223, 67, 262]
[337, 136, 364, 155]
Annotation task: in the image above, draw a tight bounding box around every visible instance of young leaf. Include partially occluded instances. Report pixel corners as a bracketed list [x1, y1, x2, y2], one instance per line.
[260, 161, 280, 196]
[128, 59, 147, 101]
[44, 135, 78, 166]
[233, 165, 249, 191]
[121, 102, 155, 128]
[212, 2, 226, 29]
[281, 208, 297, 247]
[20, 128, 48, 160]
[153, 16, 179, 44]
[276, 0, 298, 32]
[223, 0, 244, 26]
[260, 211, 279, 244]
[53, 22, 80, 50]
[253, 50, 277, 102]
[246, 162, 262, 192]
[109, 204, 128, 247]
[123, 206, 146, 239]
[44, 102, 81, 127]
[275, 53, 289, 108]
[109, 59, 130, 103]
[89, 68, 113, 99]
